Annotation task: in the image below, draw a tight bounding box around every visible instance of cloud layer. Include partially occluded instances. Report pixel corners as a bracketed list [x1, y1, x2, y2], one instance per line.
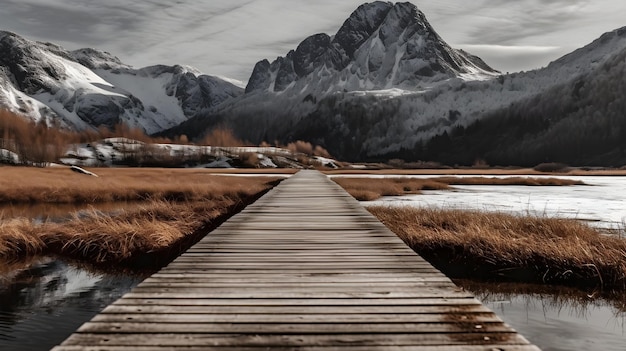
[1, 0, 624, 81]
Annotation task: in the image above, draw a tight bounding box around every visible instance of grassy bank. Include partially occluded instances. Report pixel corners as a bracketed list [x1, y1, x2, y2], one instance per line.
[0, 167, 279, 267]
[334, 176, 583, 201]
[369, 206, 626, 290]
[0, 167, 282, 204]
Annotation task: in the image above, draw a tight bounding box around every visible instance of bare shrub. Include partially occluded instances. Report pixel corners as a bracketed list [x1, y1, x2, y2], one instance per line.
[201, 127, 245, 147]
[240, 152, 260, 168]
[287, 140, 314, 155]
[534, 162, 570, 173]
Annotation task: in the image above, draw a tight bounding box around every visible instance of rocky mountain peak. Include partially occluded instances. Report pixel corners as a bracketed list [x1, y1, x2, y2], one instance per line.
[245, 2, 498, 94]
[70, 48, 129, 70]
[333, 1, 394, 58]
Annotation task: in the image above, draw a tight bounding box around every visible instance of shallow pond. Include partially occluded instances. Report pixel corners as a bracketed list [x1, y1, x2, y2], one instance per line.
[0, 258, 144, 351]
[456, 280, 626, 351]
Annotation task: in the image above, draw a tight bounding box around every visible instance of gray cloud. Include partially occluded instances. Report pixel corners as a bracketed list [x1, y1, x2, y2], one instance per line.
[462, 0, 590, 45]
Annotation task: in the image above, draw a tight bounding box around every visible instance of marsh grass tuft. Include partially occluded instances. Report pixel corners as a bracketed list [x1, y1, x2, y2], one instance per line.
[0, 168, 279, 267]
[368, 206, 626, 290]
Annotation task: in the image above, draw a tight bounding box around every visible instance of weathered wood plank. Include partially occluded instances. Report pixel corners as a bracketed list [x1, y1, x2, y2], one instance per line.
[54, 345, 541, 351]
[61, 332, 530, 347]
[77, 321, 515, 334]
[122, 290, 473, 299]
[101, 305, 492, 315]
[90, 313, 503, 324]
[111, 298, 484, 307]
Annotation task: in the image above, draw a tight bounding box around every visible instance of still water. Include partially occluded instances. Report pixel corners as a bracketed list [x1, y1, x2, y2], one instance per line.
[0, 258, 144, 351]
[456, 280, 626, 351]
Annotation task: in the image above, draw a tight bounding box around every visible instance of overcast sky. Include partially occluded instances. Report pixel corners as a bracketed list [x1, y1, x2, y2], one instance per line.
[1, 0, 625, 82]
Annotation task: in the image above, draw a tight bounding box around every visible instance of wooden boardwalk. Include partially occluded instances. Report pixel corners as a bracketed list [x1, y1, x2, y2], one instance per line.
[53, 170, 540, 351]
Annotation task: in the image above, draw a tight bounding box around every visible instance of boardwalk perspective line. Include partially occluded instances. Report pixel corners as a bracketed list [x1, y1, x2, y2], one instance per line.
[52, 170, 541, 350]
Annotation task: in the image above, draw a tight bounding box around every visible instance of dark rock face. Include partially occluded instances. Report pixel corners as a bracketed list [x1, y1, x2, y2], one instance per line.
[333, 1, 394, 58]
[0, 31, 65, 94]
[70, 48, 127, 70]
[245, 59, 272, 93]
[293, 34, 333, 76]
[244, 1, 498, 94]
[74, 95, 124, 128]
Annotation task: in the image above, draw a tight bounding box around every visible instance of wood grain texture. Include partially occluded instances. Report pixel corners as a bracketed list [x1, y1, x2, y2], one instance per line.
[52, 170, 541, 351]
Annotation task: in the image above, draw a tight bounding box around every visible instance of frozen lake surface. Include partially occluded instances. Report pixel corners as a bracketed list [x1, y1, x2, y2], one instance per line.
[359, 175, 626, 231]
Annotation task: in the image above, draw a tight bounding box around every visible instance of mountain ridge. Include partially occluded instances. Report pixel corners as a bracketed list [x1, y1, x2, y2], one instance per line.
[0, 30, 243, 134]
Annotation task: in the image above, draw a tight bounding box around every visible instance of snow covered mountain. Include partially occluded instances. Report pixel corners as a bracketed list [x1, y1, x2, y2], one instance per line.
[0, 31, 243, 134]
[246, 1, 497, 94]
[168, 2, 626, 165]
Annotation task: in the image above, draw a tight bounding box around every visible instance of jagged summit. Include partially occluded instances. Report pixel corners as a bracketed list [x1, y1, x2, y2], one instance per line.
[245, 1, 498, 94]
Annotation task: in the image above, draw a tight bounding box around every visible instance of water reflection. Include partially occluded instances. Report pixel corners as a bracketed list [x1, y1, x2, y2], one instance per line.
[456, 280, 626, 351]
[0, 258, 144, 351]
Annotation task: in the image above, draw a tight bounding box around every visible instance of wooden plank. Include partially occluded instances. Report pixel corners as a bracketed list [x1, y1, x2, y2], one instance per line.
[111, 298, 484, 307]
[134, 284, 457, 291]
[90, 313, 502, 324]
[144, 276, 452, 283]
[101, 305, 493, 315]
[54, 170, 540, 351]
[122, 290, 473, 299]
[61, 333, 530, 347]
[77, 322, 515, 334]
[54, 345, 542, 351]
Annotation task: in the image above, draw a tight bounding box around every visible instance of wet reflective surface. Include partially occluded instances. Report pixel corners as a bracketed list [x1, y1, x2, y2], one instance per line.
[0, 259, 144, 351]
[457, 280, 626, 351]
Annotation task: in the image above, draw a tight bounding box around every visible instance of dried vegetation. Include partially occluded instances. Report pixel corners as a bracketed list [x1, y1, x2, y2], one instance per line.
[0, 167, 279, 266]
[369, 206, 626, 290]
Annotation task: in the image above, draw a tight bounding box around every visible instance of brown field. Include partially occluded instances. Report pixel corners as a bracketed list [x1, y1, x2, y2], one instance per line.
[369, 206, 626, 290]
[333, 176, 583, 201]
[0, 166, 284, 203]
[0, 166, 279, 266]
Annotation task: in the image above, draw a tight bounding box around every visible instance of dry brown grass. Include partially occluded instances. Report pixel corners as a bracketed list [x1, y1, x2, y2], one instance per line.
[334, 176, 582, 201]
[0, 167, 279, 204]
[369, 206, 626, 289]
[333, 178, 450, 201]
[431, 176, 584, 186]
[0, 170, 279, 265]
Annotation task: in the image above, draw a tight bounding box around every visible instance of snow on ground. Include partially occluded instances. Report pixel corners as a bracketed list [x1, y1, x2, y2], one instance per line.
[0, 149, 20, 164]
[95, 69, 188, 130]
[60, 138, 335, 169]
[313, 156, 339, 168]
